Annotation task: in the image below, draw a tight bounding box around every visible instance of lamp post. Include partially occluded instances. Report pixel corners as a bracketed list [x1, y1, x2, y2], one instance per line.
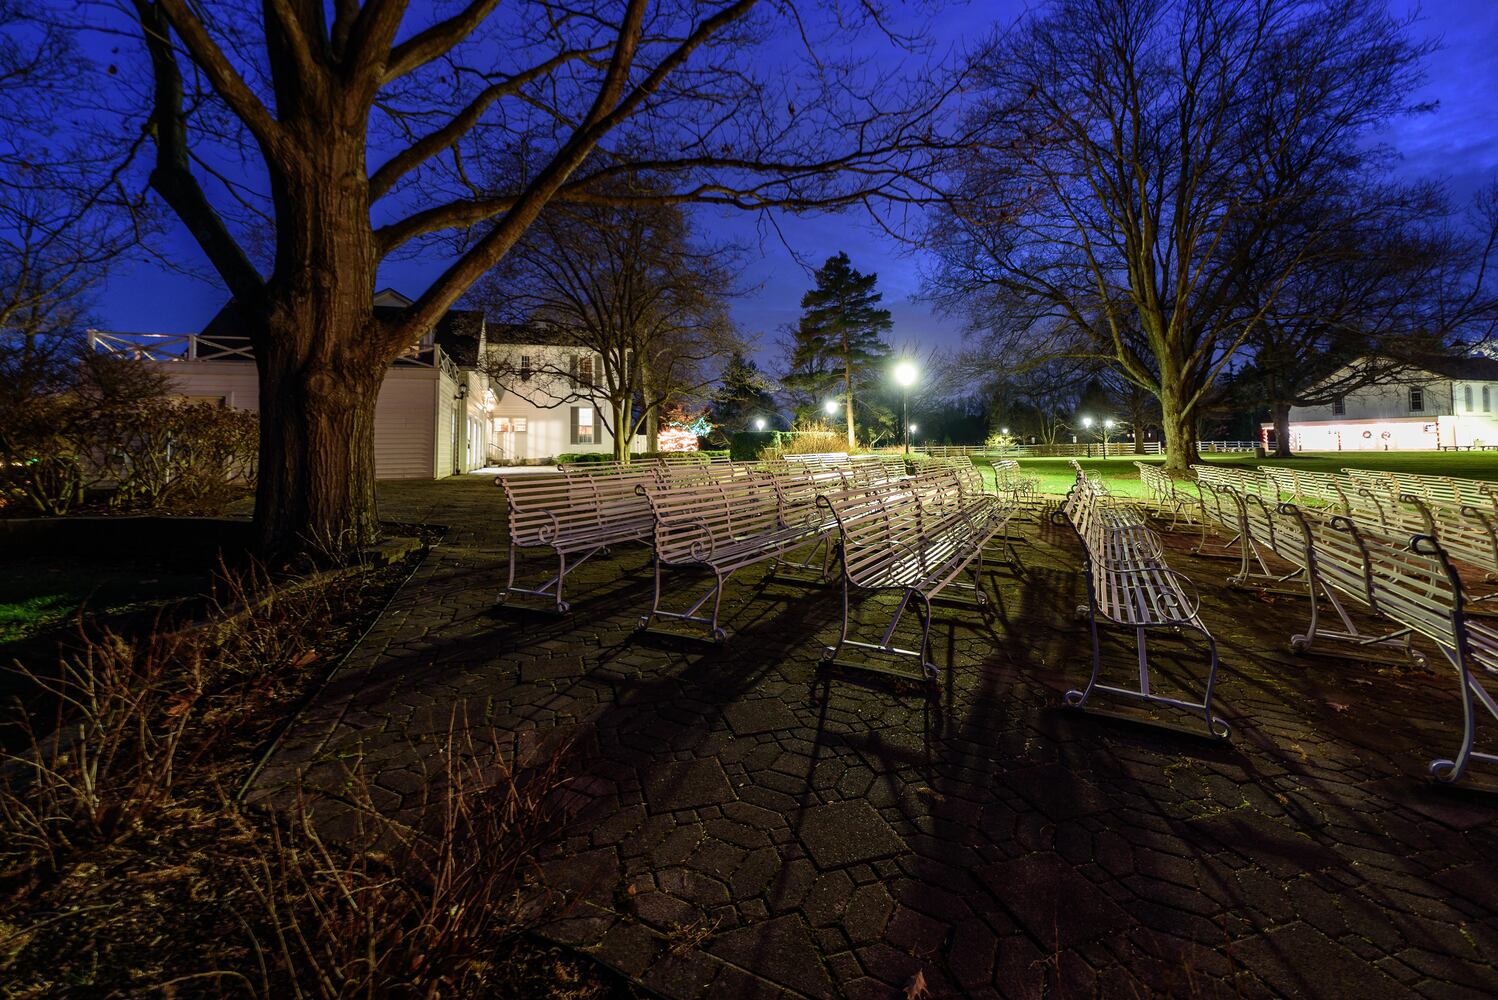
[893, 360, 919, 455]
[1082, 416, 1093, 458]
[823, 398, 839, 419]
[753, 418, 766, 432]
[1103, 418, 1115, 460]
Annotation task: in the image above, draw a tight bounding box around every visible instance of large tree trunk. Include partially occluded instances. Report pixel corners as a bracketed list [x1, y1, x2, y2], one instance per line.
[252, 123, 383, 558]
[1132, 421, 1147, 454]
[253, 305, 383, 557]
[1270, 401, 1293, 457]
[1159, 391, 1201, 478]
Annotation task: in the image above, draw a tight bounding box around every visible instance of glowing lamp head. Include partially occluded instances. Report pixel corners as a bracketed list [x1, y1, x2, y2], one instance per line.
[753, 418, 766, 431]
[824, 399, 839, 416]
[893, 360, 918, 388]
[908, 423, 918, 433]
[1082, 416, 1094, 428]
[1001, 427, 1009, 434]
[1104, 418, 1115, 429]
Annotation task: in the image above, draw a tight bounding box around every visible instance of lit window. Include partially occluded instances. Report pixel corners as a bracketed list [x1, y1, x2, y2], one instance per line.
[1409, 387, 1424, 412]
[1331, 397, 1345, 416]
[496, 417, 529, 433]
[572, 405, 595, 444]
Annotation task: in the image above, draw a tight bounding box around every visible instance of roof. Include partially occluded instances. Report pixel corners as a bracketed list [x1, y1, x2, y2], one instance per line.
[484, 321, 582, 349]
[1412, 355, 1498, 382]
[201, 295, 487, 368]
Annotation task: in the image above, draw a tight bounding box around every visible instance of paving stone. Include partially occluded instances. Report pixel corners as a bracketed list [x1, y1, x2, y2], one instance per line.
[246, 478, 1498, 1000]
[981, 852, 1130, 949]
[796, 800, 905, 868]
[707, 914, 834, 999]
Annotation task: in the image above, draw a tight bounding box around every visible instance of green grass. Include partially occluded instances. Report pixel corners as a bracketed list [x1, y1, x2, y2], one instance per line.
[0, 560, 211, 645]
[991, 450, 1498, 498]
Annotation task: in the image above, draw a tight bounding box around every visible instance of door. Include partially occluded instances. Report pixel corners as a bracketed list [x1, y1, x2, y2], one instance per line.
[494, 416, 529, 463]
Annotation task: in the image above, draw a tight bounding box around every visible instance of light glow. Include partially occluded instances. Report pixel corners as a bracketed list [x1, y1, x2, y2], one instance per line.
[893, 360, 918, 388]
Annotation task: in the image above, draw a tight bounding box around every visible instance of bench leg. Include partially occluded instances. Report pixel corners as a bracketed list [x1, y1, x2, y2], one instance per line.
[499, 544, 583, 614]
[1430, 646, 1498, 781]
[822, 584, 938, 682]
[1066, 616, 1230, 739]
[637, 565, 731, 642]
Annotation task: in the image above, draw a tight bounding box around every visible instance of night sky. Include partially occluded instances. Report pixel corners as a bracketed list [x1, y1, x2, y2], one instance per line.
[93, 1, 1498, 370]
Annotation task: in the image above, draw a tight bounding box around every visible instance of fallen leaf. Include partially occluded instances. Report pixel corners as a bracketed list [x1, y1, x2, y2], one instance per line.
[905, 970, 930, 999]
[1327, 701, 1350, 712]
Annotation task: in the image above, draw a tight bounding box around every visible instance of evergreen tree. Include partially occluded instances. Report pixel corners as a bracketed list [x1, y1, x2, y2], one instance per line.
[782, 252, 893, 446]
[707, 352, 779, 441]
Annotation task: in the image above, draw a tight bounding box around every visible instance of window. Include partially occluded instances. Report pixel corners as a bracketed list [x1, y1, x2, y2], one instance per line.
[1465, 385, 1474, 411]
[1485, 386, 1492, 413]
[1409, 387, 1424, 412]
[570, 405, 595, 445]
[519, 354, 533, 381]
[569, 353, 596, 388]
[495, 417, 528, 433]
[1331, 396, 1345, 416]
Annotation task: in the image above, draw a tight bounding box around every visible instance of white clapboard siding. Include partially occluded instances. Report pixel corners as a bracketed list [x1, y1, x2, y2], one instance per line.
[154, 359, 444, 480]
[376, 367, 443, 479]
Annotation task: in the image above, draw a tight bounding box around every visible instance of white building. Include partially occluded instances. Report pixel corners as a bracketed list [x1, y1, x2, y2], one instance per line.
[482, 326, 642, 463]
[91, 290, 635, 476]
[93, 289, 489, 478]
[1263, 357, 1498, 451]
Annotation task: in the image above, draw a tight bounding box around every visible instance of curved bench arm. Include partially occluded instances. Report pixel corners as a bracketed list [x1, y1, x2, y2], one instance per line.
[654, 514, 719, 563]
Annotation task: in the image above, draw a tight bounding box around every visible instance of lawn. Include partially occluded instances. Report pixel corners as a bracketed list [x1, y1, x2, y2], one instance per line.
[0, 558, 212, 645]
[990, 450, 1498, 498]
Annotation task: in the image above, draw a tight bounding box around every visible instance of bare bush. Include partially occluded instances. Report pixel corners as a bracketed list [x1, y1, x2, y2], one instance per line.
[0, 628, 204, 871]
[236, 720, 575, 998]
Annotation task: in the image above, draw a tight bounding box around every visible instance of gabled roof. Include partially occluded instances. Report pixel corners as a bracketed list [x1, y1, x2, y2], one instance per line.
[484, 321, 583, 349]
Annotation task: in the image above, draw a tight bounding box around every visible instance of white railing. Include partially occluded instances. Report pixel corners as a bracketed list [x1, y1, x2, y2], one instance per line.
[89, 329, 458, 377]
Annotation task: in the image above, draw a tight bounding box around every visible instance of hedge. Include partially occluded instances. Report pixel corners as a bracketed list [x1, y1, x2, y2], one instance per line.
[730, 431, 784, 462]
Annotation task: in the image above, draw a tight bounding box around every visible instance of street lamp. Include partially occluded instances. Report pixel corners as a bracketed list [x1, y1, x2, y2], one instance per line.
[1102, 418, 1115, 459]
[893, 360, 919, 454]
[753, 418, 766, 432]
[823, 398, 839, 417]
[1081, 416, 1093, 457]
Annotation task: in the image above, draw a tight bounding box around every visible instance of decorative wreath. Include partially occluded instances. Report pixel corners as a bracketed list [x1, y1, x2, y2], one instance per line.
[1380, 431, 1391, 439]
[1362, 430, 1373, 438]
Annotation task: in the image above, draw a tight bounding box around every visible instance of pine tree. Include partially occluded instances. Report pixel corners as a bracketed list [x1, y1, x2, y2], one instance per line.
[707, 352, 779, 440]
[782, 252, 892, 446]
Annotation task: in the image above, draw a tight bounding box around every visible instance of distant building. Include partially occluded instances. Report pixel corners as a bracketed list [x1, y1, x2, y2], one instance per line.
[90, 289, 638, 475]
[1263, 356, 1498, 451]
[91, 289, 490, 478]
[482, 325, 641, 463]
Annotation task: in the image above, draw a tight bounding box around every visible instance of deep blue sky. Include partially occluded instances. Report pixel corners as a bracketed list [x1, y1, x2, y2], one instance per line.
[95, 1, 1498, 369]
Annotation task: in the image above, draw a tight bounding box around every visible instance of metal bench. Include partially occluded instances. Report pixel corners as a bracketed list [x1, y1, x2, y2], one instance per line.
[1062, 476, 1229, 738]
[990, 458, 1041, 509]
[637, 475, 833, 640]
[1135, 462, 1198, 529]
[1363, 533, 1498, 782]
[817, 470, 1007, 680]
[498, 461, 662, 612]
[1258, 466, 1351, 513]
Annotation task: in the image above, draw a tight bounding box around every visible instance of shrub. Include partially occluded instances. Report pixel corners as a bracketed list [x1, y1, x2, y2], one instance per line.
[729, 431, 781, 461]
[0, 338, 258, 515]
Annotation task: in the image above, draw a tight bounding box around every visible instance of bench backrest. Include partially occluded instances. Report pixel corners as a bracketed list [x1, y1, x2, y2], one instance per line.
[639, 476, 799, 564]
[502, 465, 659, 547]
[819, 471, 975, 587]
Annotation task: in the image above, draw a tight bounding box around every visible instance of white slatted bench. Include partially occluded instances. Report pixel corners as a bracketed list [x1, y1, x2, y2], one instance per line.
[1061, 478, 1229, 737]
[817, 471, 1003, 680]
[989, 458, 1041, 509]
[498, 461, 662, 612]
[1135, 462, 1199, 528]
[1259, 467, 1350, 513]
[1361, 533, 1498, 782]
[637, 475, 832, 641]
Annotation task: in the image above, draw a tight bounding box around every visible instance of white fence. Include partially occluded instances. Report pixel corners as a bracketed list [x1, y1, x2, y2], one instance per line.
[920, 440, 1258, 458]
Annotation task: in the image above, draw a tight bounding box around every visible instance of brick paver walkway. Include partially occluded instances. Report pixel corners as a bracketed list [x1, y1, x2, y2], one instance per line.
[252, 475, 1498, 999]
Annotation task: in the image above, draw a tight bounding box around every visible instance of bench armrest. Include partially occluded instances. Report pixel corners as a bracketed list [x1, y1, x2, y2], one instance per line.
[654, 513, 718, 562]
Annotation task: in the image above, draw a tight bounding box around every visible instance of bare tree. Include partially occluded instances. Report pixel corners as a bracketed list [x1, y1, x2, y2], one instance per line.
[92, 1, 951, 555]
[472, 194, 740, 461]
[928, 0, 1429, 475]
[1240, 181, 1498, 455]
